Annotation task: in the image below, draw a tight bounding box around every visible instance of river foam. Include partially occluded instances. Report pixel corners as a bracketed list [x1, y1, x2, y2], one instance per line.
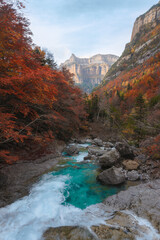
[0, 143, 159, 240]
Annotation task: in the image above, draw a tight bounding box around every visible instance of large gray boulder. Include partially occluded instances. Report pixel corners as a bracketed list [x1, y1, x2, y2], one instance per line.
[115, 142, 135, 159]
[63, 145, 79, 156]
[88, 147, 108, 156]
[104, 179, 160, 232]
[99, 148, 120, 169]
[97, 167, 126, 185]
[93, 138, 103, 147]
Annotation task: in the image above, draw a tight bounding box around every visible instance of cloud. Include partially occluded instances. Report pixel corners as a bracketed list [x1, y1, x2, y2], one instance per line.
[26, 0, 158, 64]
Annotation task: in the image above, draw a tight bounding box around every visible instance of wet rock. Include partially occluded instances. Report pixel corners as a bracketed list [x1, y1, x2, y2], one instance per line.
[115, 142, 135, 159]
[43, 226, 98, 240]
[88, 147, 108, 156]
[127, 171, 140, 181]
[104, 179, 160, 232]
[63, 145, 79, 156]
[122, 160, 139, 170]
[97, 167, 126, 185]
[84, 155, 91, 160]
[92, 211, 151, 240]
[93, 138, 103, 147]
[103, 142, 114, 148]
[99, 148, 120, 169]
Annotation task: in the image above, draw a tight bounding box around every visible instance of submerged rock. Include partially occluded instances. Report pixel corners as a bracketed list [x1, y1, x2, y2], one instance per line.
[43, 226, 98, 240]
[122, 160, 139, 170]
[63, 145, 79, 156]
[97, 167, 126, 185]
[115, 142, 134, 159]
[99, 148, 120, 169]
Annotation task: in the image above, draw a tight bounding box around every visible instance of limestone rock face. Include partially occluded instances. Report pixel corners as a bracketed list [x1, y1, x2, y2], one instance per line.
[61, 54, 119, 92]
[131, 3, 160, 41]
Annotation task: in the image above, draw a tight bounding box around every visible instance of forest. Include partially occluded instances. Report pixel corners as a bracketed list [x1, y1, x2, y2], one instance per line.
[85, 51, 160, 159]
[0, 0, 86, 164]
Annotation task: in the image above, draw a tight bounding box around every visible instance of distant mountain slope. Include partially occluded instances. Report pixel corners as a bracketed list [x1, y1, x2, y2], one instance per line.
[101, 1, 160, 84]
[61, 54, 119, 93]
[90, 1, 160, 155]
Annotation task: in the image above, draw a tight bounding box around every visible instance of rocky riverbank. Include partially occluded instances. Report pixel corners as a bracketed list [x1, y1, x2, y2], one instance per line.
[0, 136, 159, 240]
[0, 141, 65, 208]
[72, 136, 158, 184]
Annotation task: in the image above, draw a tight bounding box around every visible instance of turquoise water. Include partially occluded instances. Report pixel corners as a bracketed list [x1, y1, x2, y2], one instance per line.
[52, 145, 125, 209]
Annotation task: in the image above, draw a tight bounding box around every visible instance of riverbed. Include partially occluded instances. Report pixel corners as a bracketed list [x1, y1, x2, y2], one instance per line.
[0, 143, 159, 240]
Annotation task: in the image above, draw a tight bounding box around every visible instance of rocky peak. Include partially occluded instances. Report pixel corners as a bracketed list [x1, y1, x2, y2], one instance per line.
[131, 1, 160, 41]
[61, 54, 119, 92]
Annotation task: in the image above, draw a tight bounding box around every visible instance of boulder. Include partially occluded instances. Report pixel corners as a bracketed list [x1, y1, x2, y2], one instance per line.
[93, 138, 103, 147]
[99, 148, 120, 169]
[43, 226, 97, 240]
[122, 160, 139, 170]
[88, 147, 108, 156]
[104, 179, 160, 232]
[63, 145, 79, 156]
[104, 142, 114, 148]
[84, 155, 91, 160]
[97, 167, 126, 185]
[127, 170, 140, 181]
[115, 142, 135, 159]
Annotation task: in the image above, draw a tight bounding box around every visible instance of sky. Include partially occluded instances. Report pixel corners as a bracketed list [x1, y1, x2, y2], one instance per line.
[25, 0, 158, 64]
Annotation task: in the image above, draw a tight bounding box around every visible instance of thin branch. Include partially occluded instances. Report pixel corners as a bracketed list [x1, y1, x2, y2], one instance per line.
[0, 115, 46, 145]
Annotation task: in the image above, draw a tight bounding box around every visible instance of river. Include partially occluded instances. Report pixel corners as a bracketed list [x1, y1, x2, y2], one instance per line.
[0, 143, 159, 240]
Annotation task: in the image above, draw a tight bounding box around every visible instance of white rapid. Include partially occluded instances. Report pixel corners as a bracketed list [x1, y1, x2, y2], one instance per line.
[0, 174, 108, 240]
[0, 144, 159, 240]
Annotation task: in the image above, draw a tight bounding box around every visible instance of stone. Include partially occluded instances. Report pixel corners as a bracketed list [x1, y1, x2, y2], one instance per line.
[88, 147, 108, 156]
[93, 138, 103, 147]
[63, 145, 79, 156]
[43, 226, 97, 240]
[135, 154, 148, 164]
[92, 211, 151, 240]
[104, 179, 160, 232]
[115, 142, 135, 159]
[127, 171, 140, 181]
[84, 155, 91, 160]
[103, 142, 114, 148]
[97, 167, 126, 185]
[122, 160, 139, 170]
[99, 148, 120, 169]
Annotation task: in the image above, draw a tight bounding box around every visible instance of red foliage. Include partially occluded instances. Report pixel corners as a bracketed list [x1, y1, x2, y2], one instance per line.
[0, 0, 86, 163]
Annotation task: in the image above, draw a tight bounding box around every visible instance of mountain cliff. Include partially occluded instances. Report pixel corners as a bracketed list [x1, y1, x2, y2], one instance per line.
[89, 1, 160, 155]
[61, 54, 119, 92]
[102, 1, 160, 83]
